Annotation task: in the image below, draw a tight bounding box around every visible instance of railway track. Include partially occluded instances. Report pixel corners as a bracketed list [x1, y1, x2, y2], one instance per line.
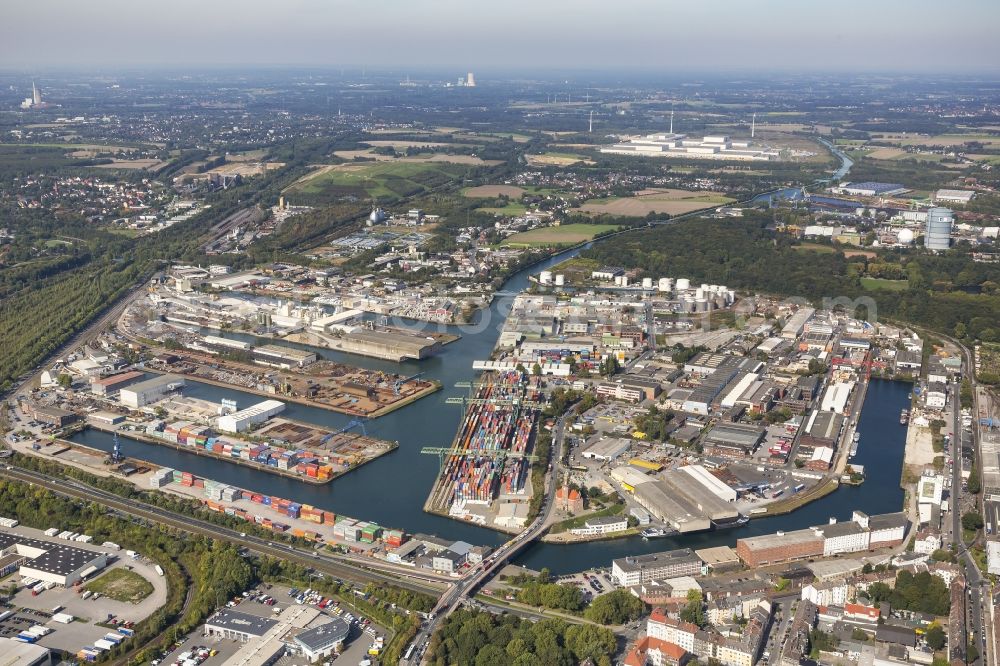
[0, 465, 445, 597]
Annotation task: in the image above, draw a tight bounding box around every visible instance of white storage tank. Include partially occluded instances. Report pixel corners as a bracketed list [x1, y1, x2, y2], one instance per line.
[658, 278, 672, 292]
[695, 287, 705, 300]
[621, 276, 629, 287]
[539, 271, 552, 285]
[554, 274, 565, 286]
[641, 277, 653, 289]
[676, 278, 691, 291]
[614, 276, 623, 286]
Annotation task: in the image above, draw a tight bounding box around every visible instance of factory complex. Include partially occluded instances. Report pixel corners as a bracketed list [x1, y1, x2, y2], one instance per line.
[735, 511, 908, 567]
[601, 132, 780, 162]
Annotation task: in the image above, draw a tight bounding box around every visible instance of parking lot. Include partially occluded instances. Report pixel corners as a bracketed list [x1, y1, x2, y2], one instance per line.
[159, 583, 380, 666]
[0, 526, 167, 654]
[554, 569, 617, 601]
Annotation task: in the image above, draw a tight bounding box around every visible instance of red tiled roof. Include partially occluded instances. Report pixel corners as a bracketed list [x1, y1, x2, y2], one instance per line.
[845, 602, 880, 619]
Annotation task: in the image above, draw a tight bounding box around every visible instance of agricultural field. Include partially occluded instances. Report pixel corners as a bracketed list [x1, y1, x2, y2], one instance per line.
[84, 568, 154, 603]
[477, 202, 529, 217]
[501, 223, 618, 247]
[332, 147, 499, 166]
[526, 152, 595, 167]
[284, 160, 470, 204]
[881, 133, 1000, 148]
[577, 188, 733, 217]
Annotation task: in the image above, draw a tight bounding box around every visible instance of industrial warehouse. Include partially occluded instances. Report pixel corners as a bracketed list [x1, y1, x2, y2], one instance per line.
[205, 605, 352, 665]
[735, 511, 908, 567]
[601, 131, 780, 161]
[0, 530, 108, 587]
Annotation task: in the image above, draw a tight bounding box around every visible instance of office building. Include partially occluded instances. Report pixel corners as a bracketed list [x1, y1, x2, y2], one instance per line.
[291, 618, 351, 661]
[204, 609, 278, 642]
[611, 548, 702, 587]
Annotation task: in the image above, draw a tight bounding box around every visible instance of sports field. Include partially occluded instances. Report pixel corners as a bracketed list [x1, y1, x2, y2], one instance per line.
[501, 223, 618, 247]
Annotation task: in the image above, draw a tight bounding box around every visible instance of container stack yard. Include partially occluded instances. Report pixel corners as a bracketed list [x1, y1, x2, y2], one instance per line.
[88, 415, 397, 484]
[426, 370, 540, 515]
[151, 467, 399, 549]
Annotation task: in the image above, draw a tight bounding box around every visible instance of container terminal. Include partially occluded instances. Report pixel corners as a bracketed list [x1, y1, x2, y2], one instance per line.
[424, 370, 541, 530]
[86, 415, 397, 485]
[13, 437, 408, 553]
[30, 369, 399, 484]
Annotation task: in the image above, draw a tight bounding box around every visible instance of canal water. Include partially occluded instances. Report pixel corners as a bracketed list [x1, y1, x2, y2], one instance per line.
[70, 236, 911, 573]
[71, 246, 595, 554]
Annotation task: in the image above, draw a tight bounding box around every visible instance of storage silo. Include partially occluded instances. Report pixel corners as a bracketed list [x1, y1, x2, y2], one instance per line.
[924, 207, 953, 250]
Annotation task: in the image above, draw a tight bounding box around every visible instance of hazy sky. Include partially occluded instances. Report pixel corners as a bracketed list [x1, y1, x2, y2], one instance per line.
[3, 0, 999, 74]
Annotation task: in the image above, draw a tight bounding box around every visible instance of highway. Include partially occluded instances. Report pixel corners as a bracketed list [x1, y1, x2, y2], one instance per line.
[0, 464, 447, 597]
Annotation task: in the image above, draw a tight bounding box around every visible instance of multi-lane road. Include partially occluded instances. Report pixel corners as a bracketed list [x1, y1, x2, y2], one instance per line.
[939, 332, 990, 666]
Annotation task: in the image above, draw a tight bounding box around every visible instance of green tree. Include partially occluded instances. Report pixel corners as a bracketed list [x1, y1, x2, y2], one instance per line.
[565, 624, 617, 663]
[962, 512, 984, 532]
[925, 624, 945, 650]
[679, 589, 706, 627]
[583, 589, 645, 625]
[56, 373, 72, 388]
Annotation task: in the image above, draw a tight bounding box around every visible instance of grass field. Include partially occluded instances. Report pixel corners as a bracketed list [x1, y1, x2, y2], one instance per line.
[548, 256, 600, 282]
[478, 202, 529, 216]
[84, 568, 154, 603]
[462, 185, 526, 198]
[526, 152, 595, 167]
[861, 277, 909, 291]
[577, 188, 733, 217]
[285, 161, 468, 203]
[501, 223, 618, 247]
[792, 243, 837, 253]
